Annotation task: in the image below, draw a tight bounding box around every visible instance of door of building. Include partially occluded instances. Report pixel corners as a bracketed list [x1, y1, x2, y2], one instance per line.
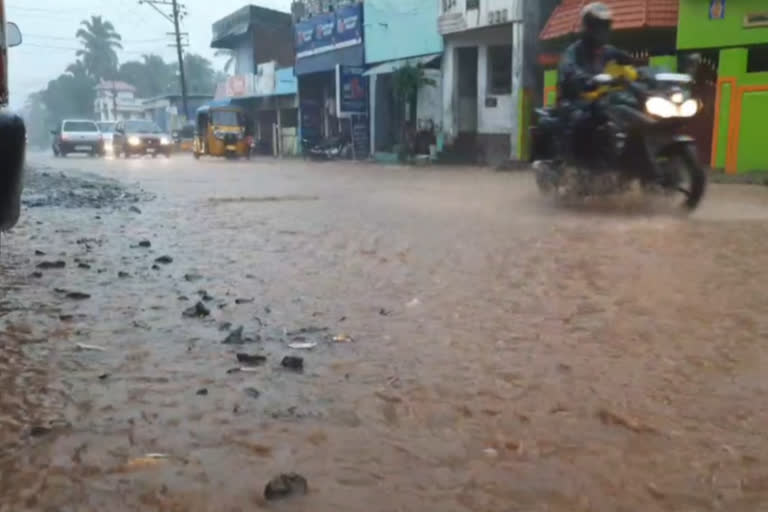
[457, 46, 478, 134]
[686, 56, 718, 166]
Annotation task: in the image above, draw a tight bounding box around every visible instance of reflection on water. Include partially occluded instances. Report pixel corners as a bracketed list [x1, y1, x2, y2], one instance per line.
[2, 155, 768, 511]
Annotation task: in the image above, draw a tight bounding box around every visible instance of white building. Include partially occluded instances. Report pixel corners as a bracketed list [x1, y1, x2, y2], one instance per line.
[439, 0, 553, 165]
[94, 80, 147, 122]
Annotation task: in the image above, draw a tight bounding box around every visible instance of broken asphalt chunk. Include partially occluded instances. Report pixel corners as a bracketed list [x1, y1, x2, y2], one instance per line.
[264, 473, 308, 501]
[182, 301, 210, 318]
[281, 356, 304, 371]
[66, 291, 91, 300]
[244, 387, 261, 399]
[236, 353, 267, 366]
[37, 260, 66, 269]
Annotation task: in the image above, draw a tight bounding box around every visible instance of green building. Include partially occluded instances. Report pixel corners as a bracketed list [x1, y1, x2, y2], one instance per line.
[678, 0, 768, 173]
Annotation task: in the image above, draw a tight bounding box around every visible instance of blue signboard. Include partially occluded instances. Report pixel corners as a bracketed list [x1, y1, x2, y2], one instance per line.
[295, 3, 363, 59]
[336, 65, 367, 116]
[335, 4, 363, 48]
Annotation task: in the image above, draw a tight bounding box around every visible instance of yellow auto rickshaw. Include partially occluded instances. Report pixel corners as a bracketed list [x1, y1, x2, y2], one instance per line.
[193, 104, 250, 159]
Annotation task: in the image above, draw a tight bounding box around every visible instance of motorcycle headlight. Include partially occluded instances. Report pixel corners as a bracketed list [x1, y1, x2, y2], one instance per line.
[128, 136, 141, 146]
[160, 136, 170, 145]
[645, 97, 677, 118]
[679, 99, 699, 117]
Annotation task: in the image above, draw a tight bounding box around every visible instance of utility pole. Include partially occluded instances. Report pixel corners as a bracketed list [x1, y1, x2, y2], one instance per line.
[139, 0, 190, 121]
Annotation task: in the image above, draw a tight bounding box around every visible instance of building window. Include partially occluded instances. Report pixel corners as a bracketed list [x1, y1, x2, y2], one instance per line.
[487, 45, 512, 95]
[747, 46, 768, 73]
[467, 0, 479, 9]
[442, 0, 456, 12]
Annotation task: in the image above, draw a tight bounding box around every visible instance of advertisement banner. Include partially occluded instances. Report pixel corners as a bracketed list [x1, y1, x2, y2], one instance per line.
[295, 3, 363, 59]
[336, 65, 367, 116]
[334, 4, 363, 48]
[294, 20, 315, 57]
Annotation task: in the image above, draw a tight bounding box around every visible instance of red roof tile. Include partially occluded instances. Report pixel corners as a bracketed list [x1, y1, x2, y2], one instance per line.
[540, 0, 678, 40]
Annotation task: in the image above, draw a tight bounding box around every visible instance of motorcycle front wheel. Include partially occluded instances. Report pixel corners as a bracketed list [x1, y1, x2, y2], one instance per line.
[653, 145, 707, 211]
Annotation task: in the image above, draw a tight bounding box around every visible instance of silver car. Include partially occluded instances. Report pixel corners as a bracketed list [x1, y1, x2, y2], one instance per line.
[52, 119, 105, 157]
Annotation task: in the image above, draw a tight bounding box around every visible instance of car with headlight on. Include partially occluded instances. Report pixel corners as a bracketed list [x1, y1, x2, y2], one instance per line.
[113, 119, 172, 158]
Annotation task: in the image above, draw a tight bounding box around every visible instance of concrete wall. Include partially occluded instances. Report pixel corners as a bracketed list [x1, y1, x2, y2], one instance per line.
[417, 69, 443, 128]
[364, 0, 443, 64]
[678, 0, 768, 50]
[439, 0, 522, 34]
[235, 38, 254, 75]
[442, 25, 516, 139]
[712, 47, 768, 173]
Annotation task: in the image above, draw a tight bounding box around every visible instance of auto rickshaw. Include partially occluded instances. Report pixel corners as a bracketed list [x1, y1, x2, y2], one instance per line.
[193, 104, 250, 159]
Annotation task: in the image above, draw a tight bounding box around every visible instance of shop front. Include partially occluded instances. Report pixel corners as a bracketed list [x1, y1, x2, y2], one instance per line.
[294, 2, 369, 158]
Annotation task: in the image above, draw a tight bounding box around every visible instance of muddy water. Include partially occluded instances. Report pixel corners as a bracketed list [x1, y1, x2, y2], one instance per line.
[2, 154, 768, 511]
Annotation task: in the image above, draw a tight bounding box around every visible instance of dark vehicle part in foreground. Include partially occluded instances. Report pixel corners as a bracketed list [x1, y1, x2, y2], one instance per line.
[301, 135, 351, 161]
[113, 119, 172, 158]
[0, 19, 25, 233]
[531, 63, 707, 211]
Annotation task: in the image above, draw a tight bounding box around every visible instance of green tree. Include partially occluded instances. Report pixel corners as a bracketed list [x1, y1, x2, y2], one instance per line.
[41, 60, 97, 124]
[119, 54, 175, 98]
[75, 16, 123, 80]
[183, 53, 218, 94]
[22, 91, 49, 148]
[392, 64, 436, 157]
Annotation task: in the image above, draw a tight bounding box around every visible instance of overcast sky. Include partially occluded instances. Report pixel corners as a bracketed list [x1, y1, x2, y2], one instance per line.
[7, 0, 293, 109]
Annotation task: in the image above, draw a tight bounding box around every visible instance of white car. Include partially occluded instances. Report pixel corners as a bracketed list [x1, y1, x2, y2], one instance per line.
[52, 119, 105, 157]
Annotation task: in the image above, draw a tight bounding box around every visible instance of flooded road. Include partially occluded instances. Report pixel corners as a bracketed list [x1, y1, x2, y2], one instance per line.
[3, 152, 768, 511]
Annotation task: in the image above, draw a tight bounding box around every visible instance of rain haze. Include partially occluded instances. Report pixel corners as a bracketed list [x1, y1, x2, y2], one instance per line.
[8, 0, 293, 109]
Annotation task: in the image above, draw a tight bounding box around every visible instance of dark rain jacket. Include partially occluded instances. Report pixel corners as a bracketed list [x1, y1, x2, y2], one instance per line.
[558, 40, 633, 102]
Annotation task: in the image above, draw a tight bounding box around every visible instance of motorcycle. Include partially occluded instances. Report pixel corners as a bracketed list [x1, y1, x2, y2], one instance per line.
[530, 62, 707, 211]
[301, 135, 351, 161]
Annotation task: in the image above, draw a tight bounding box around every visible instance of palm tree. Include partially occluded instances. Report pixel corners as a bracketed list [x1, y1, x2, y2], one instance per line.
[75, 16, 123, 80]
[65, 60, 89, 79]
[214, 49, 236, 74]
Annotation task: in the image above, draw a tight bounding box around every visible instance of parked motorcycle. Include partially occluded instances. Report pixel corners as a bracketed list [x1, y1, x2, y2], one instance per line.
[530, 63, 707, 211]
[301, 135, 351, 161]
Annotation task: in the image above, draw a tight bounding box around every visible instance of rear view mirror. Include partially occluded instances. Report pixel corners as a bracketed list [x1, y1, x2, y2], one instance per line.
[7, 22, 22, 48]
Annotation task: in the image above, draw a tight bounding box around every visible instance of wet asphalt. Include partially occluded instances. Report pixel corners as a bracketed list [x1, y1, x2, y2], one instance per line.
[2, 151, 768, 511]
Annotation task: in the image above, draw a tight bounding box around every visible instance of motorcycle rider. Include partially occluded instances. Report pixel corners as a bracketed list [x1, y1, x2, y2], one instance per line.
[557, 2, 633, 160]
[558, 2, 633, 101]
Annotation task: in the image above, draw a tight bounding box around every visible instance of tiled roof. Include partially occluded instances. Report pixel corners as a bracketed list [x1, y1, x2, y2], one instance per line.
[540, 0, 678, 40]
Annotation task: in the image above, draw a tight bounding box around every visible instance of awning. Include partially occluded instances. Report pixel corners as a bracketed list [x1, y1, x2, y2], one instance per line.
[197, 98, 232, 113]
[363, 54, 441, 76]
[295, 45, 364, 76]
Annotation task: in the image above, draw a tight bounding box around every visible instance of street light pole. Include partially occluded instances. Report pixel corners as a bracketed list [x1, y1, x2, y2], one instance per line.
[171, 0, 189, 121]
[138, 0, 189, 121]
